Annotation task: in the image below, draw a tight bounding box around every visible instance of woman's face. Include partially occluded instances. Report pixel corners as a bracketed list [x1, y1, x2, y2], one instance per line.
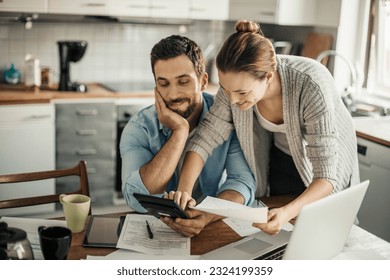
[218, 71, 268, 110]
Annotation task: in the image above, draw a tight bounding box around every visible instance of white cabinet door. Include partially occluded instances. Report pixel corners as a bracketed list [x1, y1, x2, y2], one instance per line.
[150, 0, 189, 19]
[107, 0, 150, 17]
[229, 0, 278, 24]
[0, 0, 47, 13]
[229, 0, 316, 26]
[357, 137, 390, 242]
[0, 104, 55, 216]
[189, 0, 229, 20]
[48, 0, 107, 15]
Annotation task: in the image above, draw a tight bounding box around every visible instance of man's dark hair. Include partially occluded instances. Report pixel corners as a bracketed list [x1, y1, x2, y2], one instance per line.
[150, 35, 205, 78]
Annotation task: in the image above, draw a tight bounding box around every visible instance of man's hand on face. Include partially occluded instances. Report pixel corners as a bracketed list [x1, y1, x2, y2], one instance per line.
[155, 88, 189, 133]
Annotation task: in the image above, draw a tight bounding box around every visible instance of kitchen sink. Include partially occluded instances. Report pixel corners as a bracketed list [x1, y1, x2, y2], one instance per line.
[348, 102, 389, 118]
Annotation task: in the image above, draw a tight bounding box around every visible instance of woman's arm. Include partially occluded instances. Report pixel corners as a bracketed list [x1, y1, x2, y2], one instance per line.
[188, 88, 235, 162]
[174, 151, 205, 209]
[253, 178, 333, 235]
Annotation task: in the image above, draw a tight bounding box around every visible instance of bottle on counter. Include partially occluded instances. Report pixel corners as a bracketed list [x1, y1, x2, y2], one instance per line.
[24, 54, 41, 88]
[3, 63, 21, 84]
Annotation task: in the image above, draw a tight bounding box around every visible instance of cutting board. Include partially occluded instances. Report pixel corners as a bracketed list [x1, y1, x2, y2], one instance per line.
[301, 32, 334, 65]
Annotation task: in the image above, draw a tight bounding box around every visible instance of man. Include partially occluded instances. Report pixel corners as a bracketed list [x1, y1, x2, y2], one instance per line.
[120, 35, 255, 237]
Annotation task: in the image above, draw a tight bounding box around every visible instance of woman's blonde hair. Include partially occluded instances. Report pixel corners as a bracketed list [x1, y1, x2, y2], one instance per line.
[216, 20, 277, 80]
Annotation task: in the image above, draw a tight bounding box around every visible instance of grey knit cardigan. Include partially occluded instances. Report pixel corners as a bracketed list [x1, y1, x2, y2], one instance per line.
[188, 55, 360, 198]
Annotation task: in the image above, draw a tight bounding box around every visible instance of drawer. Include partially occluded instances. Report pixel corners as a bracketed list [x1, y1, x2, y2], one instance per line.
[89, 188, 114, 207]
[56, 102, 115, 122]
[56, 123, 115, 144]
[56, 158, 115, 188]
[0, 104, 54, 125]
[56, 142, 115, 160]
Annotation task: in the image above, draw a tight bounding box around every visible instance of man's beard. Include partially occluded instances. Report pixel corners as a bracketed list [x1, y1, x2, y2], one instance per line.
[167, 98, 196, 119]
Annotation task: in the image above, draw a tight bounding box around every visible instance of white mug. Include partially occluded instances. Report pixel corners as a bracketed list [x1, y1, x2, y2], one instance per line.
[59, 194, 91, 233]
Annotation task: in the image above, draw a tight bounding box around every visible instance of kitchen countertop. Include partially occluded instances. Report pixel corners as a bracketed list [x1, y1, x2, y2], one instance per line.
[0, 83, 220, 105]
[0, 83, 155, 105]
[354, 116, 390, 147]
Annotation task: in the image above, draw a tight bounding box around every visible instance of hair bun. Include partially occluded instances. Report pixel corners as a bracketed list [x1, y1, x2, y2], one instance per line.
[235, 20, 264, 36]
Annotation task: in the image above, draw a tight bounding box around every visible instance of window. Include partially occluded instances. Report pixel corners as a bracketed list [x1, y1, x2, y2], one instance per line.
[367, 0, 390, 96]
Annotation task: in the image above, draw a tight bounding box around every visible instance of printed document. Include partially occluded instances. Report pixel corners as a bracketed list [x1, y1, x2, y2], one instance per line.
[116, 214, 190, 255]
[192, 196, 268, 223]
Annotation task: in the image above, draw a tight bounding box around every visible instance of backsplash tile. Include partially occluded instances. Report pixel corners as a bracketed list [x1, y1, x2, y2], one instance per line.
[0, 20, 226, 85]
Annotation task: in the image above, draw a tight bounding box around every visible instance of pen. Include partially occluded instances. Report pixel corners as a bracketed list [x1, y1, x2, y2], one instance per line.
[146, 220, 153, 239]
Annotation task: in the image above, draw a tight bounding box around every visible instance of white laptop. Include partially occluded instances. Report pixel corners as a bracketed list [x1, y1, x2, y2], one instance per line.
[200, 180, 370, 260]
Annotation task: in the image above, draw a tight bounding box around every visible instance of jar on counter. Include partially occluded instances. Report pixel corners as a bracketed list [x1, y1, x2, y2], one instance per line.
[3, 63, 21, 84]
[24, 55, 41, 88]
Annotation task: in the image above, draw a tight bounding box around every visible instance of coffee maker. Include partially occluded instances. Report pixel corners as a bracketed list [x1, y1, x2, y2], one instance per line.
[57, 40, 88, 92]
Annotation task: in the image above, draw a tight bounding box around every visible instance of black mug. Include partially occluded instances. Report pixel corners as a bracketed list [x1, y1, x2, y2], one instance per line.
[38, 226, 72, 260]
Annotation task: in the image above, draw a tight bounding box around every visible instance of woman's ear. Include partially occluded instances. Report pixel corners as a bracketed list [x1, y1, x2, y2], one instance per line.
[266, 72, 274, 83]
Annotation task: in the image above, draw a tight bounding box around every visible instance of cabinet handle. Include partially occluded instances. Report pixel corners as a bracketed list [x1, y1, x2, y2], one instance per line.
[31, 114, 52, 119]
[190, 8, 205, 12]
[129, 5, 149, 8]
[151, 6, 166, 10]
[83, 3, 106, 7]
[77, 109, 98, 116]
[259, 12, 275, 17]
[77, 129, 97, 136]
[76, 149, 97, 155]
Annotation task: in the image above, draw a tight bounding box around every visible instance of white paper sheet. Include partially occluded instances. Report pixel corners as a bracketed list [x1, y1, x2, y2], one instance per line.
[192, 196, 268, 223]
[116, 214, 190, 256]
[87, 249, 200, 260]
[223, 217, 294, 237]
[0, 216, 67, 260]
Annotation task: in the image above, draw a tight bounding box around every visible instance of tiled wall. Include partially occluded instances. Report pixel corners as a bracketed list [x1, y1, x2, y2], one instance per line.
[0, 20, 226, 84]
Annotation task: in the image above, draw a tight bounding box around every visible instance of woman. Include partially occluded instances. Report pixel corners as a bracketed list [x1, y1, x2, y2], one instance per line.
[172, 20, 359, 235]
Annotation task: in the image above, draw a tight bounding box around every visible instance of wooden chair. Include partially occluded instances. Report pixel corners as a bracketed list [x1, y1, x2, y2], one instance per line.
[0, 160, 91, 214]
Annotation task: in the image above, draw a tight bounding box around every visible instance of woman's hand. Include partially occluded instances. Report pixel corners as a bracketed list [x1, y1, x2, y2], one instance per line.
[165, 190, 196, 210]
[252, 207, 289, 235]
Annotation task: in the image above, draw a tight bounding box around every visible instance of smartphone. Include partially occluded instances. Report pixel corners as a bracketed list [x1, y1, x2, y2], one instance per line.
[133, 193, 189, 219]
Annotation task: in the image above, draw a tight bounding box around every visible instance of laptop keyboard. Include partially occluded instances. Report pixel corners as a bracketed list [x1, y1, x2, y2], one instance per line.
[257, 244, 287, 260]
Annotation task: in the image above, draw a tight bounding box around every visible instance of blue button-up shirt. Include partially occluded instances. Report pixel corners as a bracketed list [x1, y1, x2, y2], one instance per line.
[120, 92, 255, 213]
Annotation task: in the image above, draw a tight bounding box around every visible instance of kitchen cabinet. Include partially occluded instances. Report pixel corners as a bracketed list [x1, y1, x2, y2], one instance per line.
[357, 136, 390, 242]
[150, 0, 189, 19]
[0, 0, 47, 13]
[48, 0, 107, 15]
[189, 0, 229, 20]
[229, 0, 316, 26]
[55, 100, 116, 208]
[107, 0, 190, 19]
[0, 104, 55, 216]
[106, 0, 149, 17]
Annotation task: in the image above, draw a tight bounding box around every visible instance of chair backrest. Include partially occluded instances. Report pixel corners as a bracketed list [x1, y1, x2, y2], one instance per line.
[0, 161, 91, 214]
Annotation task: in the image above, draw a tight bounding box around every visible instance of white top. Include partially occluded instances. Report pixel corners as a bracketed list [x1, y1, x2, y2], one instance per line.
[254, 105, 291, 155]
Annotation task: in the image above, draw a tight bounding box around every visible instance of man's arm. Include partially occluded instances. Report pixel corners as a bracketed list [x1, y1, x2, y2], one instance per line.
[120, 90, 190, 211]
[140, 128, 188, 194]
[140, 89, 190, 193]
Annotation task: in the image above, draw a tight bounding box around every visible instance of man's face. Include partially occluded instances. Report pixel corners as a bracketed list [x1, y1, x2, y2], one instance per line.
[154, 55, 205, 119]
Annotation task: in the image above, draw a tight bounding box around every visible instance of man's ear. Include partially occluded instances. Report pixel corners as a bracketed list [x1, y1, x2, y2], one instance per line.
[201, 72, 209, 91]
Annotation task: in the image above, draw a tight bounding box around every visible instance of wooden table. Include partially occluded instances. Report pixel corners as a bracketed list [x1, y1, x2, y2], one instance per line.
[67, 196, 296, 260]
